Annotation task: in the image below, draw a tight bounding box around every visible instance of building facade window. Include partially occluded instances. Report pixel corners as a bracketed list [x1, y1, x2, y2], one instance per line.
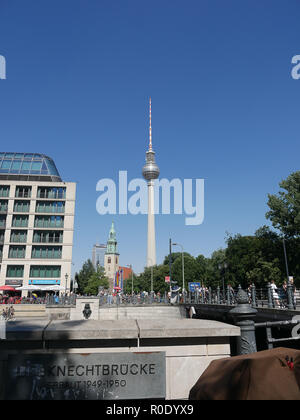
[8, 246, 26, 259]
[6, 265, 24, 277]
[0, 186, 10, 197]
[33, 230, 63, 243]
[37, 187, 66, 199]
[15, 186, 31, 198]
[12, 215, 28, 227]
[10, 230, 27, 243]
[0, 231, 4, 243]
[0, 215, 6, 228]
[31, 246, 62, 259]
[36, 201, 65, 213]
[14, 200, 30, 212]
[34, 215, 64, 228]
[0, 200, 8, 213]
[29, 265, 61, 278]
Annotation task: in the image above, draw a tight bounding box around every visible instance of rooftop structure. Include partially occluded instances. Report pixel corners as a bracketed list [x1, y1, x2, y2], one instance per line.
[0, 153, 62, 182]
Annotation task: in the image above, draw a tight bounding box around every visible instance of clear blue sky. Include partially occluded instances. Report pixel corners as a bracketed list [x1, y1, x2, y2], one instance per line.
[0, 0, 300, 275]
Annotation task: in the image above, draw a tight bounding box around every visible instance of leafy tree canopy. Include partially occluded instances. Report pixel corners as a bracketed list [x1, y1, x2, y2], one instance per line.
[266, 171, 300, 238]
[84, 266, 109, 295]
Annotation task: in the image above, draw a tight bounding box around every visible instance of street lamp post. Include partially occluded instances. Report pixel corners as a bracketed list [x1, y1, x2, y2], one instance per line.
[65, 273, 69, 294]
[126, 264, 134, 295]
[218, 263, 227, 303]
[282, 238, 295, 310]
[282, 237, 290, 281]
[172, 243, 185, 293]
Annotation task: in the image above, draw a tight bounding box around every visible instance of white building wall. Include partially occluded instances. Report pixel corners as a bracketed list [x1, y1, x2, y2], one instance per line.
[0, 180, 76, 294]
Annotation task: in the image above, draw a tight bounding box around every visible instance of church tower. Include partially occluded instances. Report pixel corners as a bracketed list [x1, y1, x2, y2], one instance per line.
[104, 221, 120, 291]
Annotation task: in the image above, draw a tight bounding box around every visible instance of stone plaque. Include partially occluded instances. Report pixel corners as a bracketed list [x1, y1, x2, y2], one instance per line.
[4, 352, 166, 400]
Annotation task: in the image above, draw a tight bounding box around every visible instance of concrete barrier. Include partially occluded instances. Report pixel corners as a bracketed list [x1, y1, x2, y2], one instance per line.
[0, 304, 47, 319]
[0, 318, 240, 400]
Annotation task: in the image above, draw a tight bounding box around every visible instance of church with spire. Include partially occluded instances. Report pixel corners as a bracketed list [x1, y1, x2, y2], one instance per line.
[104, 221, 120, 291]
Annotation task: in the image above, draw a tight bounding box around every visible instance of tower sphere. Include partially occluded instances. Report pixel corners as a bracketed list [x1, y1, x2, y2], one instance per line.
[142, 150, 160, 181]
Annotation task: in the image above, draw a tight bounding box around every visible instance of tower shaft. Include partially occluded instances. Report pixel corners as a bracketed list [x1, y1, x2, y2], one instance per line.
[147, 180, 156, 267]
[142, 99, 160, 268]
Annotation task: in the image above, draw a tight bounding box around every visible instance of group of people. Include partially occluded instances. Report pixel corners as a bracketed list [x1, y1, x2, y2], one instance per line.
[246, 280, 297, 308]
[1, 305, 15, 321]
[0, 294, 46, 305]
[269, 279, 297, 308]
[98, 289, 165, 305]
[0, 295, 21, 305]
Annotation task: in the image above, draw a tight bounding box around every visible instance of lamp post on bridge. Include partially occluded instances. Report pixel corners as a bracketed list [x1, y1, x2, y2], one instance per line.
[230, 286, 258, 355]
[218, 262, 228, 303]
[282, 238, 295, 310]
[172, 242, 185, 293]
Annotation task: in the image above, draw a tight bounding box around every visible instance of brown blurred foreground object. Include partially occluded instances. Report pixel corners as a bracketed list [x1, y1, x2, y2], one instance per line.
[189, 348, 300, 400]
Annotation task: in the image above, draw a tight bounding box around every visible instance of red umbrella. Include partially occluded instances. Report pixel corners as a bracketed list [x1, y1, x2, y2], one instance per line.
[0, 286, 16, 291]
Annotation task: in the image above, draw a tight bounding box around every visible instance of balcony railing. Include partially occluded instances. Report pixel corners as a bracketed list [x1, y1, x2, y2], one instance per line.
[37, 192, 66, 199]
[15, 192, 31, 198]
[34, 222, 64, 228]
[33, 238, 63, 244]
[36, 207, 65, 214]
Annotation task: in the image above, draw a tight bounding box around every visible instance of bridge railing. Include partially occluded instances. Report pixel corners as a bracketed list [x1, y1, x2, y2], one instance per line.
[98, 293, 170, 306]
[22, 282, 297, 310]
[45, 294, 77, 306]
[183, 283, 298, 311]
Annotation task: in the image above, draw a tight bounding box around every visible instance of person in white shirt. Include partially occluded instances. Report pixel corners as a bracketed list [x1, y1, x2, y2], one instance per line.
[270, 280, 280, 307]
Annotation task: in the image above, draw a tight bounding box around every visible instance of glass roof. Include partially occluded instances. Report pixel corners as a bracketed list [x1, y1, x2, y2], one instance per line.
[0, 153, 61, 179]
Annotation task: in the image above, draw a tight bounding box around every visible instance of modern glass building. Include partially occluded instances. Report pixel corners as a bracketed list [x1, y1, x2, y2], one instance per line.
[92, 243, 107, 269]
[0, 153, 76, 294]
[0, 153, 62, 182]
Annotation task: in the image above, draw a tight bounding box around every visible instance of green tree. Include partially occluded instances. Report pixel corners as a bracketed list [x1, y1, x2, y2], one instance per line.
[163, 252, 183, 266]
[266, 171, 300, 238]
[84, 266, 109, 295]
[206, 249, 227, 288]
[123, 272, 139, 294]
[245, 258, 281, 286]
[224, 229, 288, 288]
[75, 259, 95, 294]
[172, 254, 199, 287]
[195, 254, 210, 284]
[136, 264, 170, 294]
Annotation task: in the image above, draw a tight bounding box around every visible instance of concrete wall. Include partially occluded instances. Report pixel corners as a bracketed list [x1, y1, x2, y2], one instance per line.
[0, 318, 240, 400]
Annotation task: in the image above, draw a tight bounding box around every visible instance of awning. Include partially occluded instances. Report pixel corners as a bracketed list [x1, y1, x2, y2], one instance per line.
[45, 285, 65, 291]
[0, 285, 16, 291]
[15, 285, 45, 291]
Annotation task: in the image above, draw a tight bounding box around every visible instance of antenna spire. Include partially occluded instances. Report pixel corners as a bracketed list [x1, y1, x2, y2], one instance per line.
[149, 97, 152, 151]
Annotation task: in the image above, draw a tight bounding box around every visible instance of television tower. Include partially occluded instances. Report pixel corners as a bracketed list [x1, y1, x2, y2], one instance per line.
[142, 98, 160, 267]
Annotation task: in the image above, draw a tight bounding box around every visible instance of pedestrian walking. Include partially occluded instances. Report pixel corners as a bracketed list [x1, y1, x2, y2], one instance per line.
[270, 280, 280, 307]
